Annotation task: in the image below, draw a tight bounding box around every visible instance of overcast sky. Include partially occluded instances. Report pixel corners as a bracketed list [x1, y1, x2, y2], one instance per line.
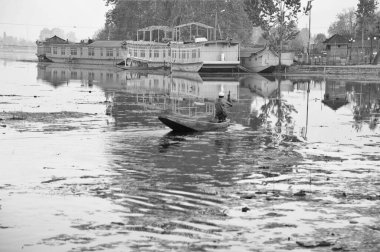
[299, 0, 358, 35]
[0, 0, 109, 41]
[0, 0, 360, 41]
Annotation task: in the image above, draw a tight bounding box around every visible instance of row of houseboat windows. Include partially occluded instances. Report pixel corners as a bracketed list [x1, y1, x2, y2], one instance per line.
[46, 46, 120, 57]
[129, 48, 200, 60]
[50, 70, 119, 81]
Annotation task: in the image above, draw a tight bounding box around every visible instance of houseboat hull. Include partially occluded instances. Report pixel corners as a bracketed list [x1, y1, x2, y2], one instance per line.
[42, 56, 125, 65]
[125, 56, 203, 72]
[171, 62, 203, 72]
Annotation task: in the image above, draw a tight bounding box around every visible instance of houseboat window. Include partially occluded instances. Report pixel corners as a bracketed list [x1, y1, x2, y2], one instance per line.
[134, 49, 138, 57]
[168, 49, 171, 57]
[71, 71, 77, 79]
[61, 71, 66, 78]
[140, 50, 145, 57]
[88, 48, 95, 56]
[154, 79, 159, 88]
[192, 49, 196, 58]
[173, 50, 176, 59]
[71, 48, 77, 56]
[61, 47, 65, 55]
[149, 49, 152, 58]
[116, 49, 119, 57]
[100, 48, 104, 57]
[182, 51, 186, 60]
[106, 48, 113, 57]
[53, 47, 57, 55]
[46, 47, 51, 54]
[163, 49, 166, 58]
[198, 48, 200, 58]
[53, 70, 57, 78]
[80, 48, 83, 56]
[106, 73, 113, 80]
[187, 51, 189, 59]
[88, 72, 95, 80]
[154, 50, 159, 58]
[129, 49, 132, 56]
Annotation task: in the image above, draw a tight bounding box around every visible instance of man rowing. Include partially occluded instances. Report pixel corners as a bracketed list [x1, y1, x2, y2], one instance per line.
[215, 91, 232, 123]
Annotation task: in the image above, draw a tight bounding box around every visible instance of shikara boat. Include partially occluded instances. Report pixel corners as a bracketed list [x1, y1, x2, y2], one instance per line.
[158, 114, 230, 132]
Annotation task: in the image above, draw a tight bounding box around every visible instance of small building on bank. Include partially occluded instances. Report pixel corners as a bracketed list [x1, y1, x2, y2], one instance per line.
[240, 46, 294, 73]
[323, 34, 380, 65]
[323, 34, 350, 65]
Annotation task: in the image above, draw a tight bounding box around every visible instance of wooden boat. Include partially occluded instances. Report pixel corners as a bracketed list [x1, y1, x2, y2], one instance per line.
[158, 114, 230, 132]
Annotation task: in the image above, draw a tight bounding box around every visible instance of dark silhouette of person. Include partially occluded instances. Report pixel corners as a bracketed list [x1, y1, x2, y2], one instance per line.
[215, 91, 232, 122]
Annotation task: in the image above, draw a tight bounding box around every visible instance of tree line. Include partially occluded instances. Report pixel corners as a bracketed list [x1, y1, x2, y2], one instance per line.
[95, 0, 254, 44]
[95, 0, 324, 55]
[328, 0, 379, 39]
[93, 0, 379, 56]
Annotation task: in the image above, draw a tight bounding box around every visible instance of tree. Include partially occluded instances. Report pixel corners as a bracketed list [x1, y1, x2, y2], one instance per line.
[328, 8, 356, 37]
[356, 0, 378, 62]
[93, 27, 109, 40]
[244, 0, 302, 68]
[312, 33, 327, 54]
[38, 28, 65, 41]
[98, 0, 253, 44]
[289, 27, 309, 52]
[66, 31, 77, 42]
[39, 28, 53, 41]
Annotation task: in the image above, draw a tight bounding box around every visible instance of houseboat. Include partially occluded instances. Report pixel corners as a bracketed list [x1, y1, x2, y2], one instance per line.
[124, 22, 240, 72]
[36, 36, 125, 65]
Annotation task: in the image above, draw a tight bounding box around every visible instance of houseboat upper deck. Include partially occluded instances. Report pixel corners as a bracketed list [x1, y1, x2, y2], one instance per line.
[124, 22, 240, 72]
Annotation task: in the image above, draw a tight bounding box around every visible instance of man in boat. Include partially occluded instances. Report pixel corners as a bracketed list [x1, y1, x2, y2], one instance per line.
[215, 91, 232, 123]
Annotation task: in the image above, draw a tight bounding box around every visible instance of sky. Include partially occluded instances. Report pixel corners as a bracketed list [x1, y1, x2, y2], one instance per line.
[0, 0, 360, 42]
[299, 0, 358, 35]
[0, 0, 110, 41]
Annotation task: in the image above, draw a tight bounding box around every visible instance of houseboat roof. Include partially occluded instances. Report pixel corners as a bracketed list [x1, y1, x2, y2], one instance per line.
[87, 40, 124, 47]
[203, 40, 239, 46]
[323, 34, 349, 45]
[40, 35, 69, 45]
[240, 46, 277, 58]
[174, 22, 214, 29]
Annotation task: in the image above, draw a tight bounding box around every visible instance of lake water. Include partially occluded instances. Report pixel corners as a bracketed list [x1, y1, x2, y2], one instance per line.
[0, 59, 379, 252]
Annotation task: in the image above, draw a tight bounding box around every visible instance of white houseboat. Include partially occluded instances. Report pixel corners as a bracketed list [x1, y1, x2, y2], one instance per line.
[36, 36, 125, 65]
[124, 22, 240, 72]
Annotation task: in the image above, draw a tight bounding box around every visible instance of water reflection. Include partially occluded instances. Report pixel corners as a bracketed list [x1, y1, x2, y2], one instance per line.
[1, 61, 379, 251]
[36, 63, 380, 135]
[348, 82, 380, 131]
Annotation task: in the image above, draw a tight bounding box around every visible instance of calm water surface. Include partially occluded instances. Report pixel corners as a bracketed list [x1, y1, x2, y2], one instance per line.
[0, 60, 379, 252]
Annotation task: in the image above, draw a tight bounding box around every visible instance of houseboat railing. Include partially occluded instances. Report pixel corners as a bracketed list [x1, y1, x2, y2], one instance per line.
[125, 41, 202, 64]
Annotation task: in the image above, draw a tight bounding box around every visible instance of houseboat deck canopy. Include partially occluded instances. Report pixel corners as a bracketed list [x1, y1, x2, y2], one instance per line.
[173, 22, 214, 42]
[137, 26, 172, 42]
[137, 26, 172, 33]
[174, 22, 214, 30]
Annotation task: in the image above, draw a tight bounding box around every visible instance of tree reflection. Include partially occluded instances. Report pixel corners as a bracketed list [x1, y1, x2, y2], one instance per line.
[350, 83, 380, 131]
[251, 78, 298, 143]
